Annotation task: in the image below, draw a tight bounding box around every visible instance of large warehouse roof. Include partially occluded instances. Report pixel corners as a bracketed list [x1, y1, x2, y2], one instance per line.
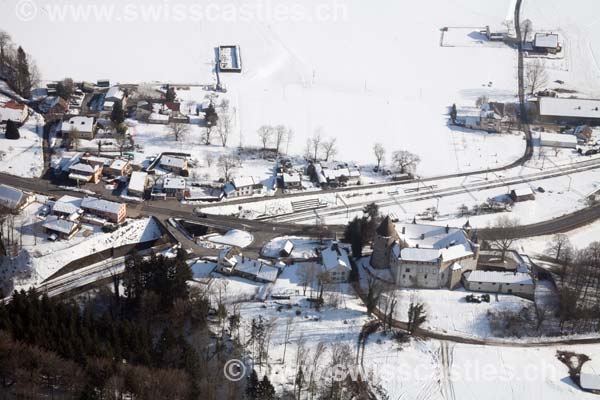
[539, 97, 600, 119]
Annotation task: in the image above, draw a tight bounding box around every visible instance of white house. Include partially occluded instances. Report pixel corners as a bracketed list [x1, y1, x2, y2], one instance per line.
[160, 155, 188, 175]
[321, 243, 352, 283]
[0, 184, 33, 211]
[105, 86, 125, 103]
[163, 177, 186, 198]
[533, 33, 560, 53]
[463, 270, 534, 298]
[61, 116, 96, 140]
[229, 176, 263, 197]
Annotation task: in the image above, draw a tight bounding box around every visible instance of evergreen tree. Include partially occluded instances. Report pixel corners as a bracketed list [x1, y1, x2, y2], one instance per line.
[246, 369, 259, 399]
[450, 103, 458, 123]
[257, 375, 275, 400]
[111, 100, 125, 125]
[15, 47, 32, 98]
[343, 217, 364, 258]
[204, 103, 219, 130]
[165, 85, 176, 102]
[5, 120, 20, 140]
[407, 302, 427, 334]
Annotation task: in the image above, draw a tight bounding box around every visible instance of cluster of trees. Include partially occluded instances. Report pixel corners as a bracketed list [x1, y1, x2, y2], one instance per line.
[343, 203, 382, 258]
[0, 30, 39, 98]
[0, 250, 246, 399]
[303, 130, 337, 162]
[371, 143, 420, 175]
[257, 125, 294, 156]
[245, 370, 276, 400]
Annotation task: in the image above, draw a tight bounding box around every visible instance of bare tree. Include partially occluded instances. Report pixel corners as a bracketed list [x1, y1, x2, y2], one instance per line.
[298, 263, 318, 296]
[373, 143, 385, 171]
[274, 125, 287, 155]
[320, 138, 337, 161]
[308, 130, 323, 161]
[475, 95, 489, 108]
[205, 154, 215, 168]
[285, 128, 294, 155]
[526, 59, 548, 95]
[391, 150, 421, 174]
[520, 19, 533, 43]
[218, 154, 241, 182]
[216, 114, 231, 147]
[487, 216, 519, 262]
[169, 122, 190, 142]
[546, 234, 573, 263]
[257, 125, 273, 152]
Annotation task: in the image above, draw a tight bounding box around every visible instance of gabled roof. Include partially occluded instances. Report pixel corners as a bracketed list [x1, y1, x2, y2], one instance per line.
[465, 270, 533, 285]
[61, 116, 94, 133]
[539, 97, 600, 119]
[160, 155, 186, 169]
[81, 197, 123, 214]
[321, 243, 352, 272]
[0, 184, 24, 210]
[43, 216, 78, 235]
[534, 33, 558, 48]
[233, 176, 255, 188]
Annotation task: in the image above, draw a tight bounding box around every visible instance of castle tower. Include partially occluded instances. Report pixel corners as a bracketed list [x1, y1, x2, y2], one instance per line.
[370, 216, 400, 269]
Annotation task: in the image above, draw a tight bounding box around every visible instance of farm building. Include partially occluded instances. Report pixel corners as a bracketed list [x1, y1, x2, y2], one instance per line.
[160, 155, 188, 175]
[539, 132, 577, 148]
[462, 270, 534, 299]
[538, 97, 600, 125]
[533, 33, 560, 54]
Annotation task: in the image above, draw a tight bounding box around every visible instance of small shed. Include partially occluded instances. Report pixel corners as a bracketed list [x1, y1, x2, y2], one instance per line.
[510, 187, 536, 202]
[280, 240, 295, 257]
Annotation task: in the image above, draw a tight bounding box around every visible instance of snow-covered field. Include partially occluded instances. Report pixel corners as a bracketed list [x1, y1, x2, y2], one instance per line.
[0, 111, 44, 178]
[1, 0, 530, 176]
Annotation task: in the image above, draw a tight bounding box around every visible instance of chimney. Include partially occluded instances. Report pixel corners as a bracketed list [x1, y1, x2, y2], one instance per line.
[402, 226, 406, 234]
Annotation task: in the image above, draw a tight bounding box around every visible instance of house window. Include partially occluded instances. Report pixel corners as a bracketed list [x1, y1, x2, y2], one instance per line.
[402, 274, 406, 279]
[405, 268, 410, 272]
[424, 274, 428, 279]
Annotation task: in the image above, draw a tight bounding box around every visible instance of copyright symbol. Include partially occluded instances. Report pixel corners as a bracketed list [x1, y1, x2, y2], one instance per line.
[224, 359, 246, 381]
[15, 0, 38, 22]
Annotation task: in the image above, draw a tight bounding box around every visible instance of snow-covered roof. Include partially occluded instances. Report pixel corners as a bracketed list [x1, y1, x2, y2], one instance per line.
[256, 265, 279, 282]
[233, 176, 255, 188]
[81, 197, 123, 215]
[81, 155, 111, 165]
[61, 116, 94, 133]
[160, 155, 186, 169]
[0, 101, 27, 122]
[69, 163, 98, 174]
[283, 173, 301, 183]
[53, 195, 82, 215]
[539, 97, 600, 119]
[580, 373, 600, 391]
[465, 270, 533, 285]
[43, 216, 78, 235]
[512, 186, 535, 197]
[105, 86, 124, 101]
[149, 112, 169, 121]
[163, 177, 186, 190]
[128, 171, 148, 193]
[539, 132, 578, 145]
[282, 240, 294, 254]
[234, 258, 262, 275]
[0, 184, 24, 210]
[321, 244, 352, 272]
[534, 33, 558, 49]
[395, 223, 474, 262]
[109, 159, 129, 171]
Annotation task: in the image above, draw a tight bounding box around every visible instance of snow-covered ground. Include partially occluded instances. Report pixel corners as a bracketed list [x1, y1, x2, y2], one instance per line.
[1, 0, 529, 176]
[0, 200, 164, 293]
[206, 229, 254, 248]
[0, 111, 44, 178]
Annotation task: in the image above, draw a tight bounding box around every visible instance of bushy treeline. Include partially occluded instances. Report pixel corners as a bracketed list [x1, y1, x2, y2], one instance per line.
[0, 30, 39, 98]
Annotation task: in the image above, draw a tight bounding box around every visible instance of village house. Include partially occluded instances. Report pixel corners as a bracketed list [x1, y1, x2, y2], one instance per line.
[282, 172, 302, 190]
[38, 96, 69, 115]
[51, 195, 83, 220]
[0, 184, 34, 212]
[159, 155, 188, 175]
[371, 217, 479, 289]
[462, 270, 534, 299]
[103, 86, 125, 111]
[105, 159, 132, 177]
[225, 177, 263, 198]
[80, 197, 127, 224]
[127, 171, 149, 197]
[42, 216, 80, 240]
[61, 116, 96, 140]
[163, 177, 186, 198]
[217, 247, 279, 283]
[537, 97, 600, 125]
[320, 243, 352, 283]
[68, 163, 103, 183]
[0, 101, 28, 124]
